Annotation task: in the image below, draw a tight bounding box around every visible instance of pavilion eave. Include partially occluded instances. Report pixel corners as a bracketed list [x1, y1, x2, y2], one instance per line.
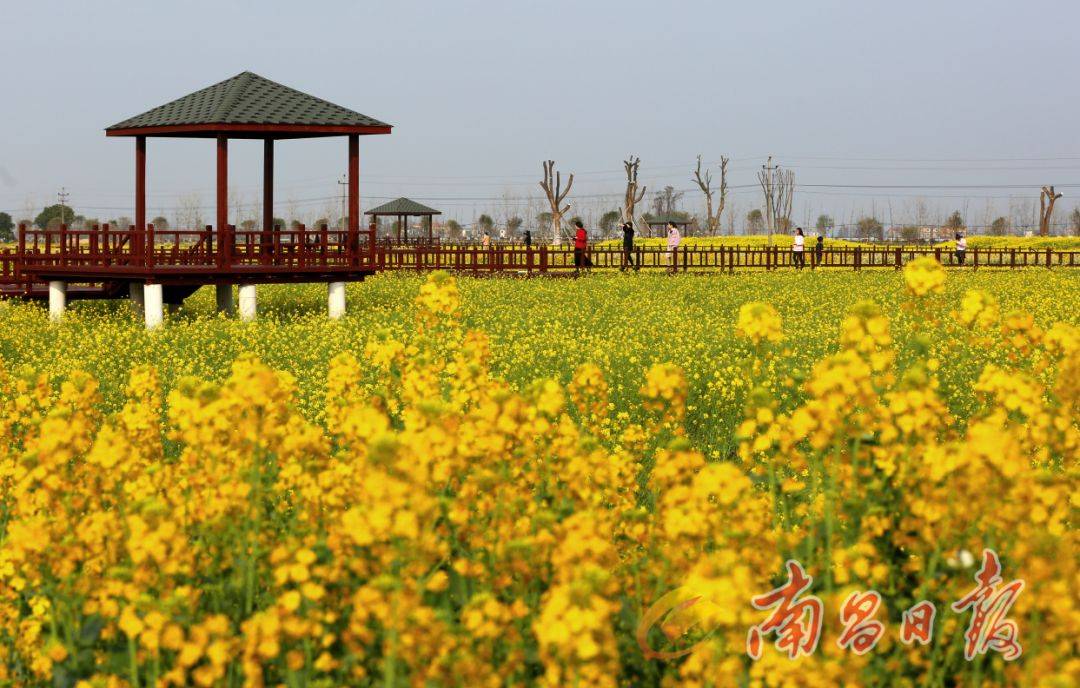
[366, 210, 442, 217]
[105, 123, 393, 138]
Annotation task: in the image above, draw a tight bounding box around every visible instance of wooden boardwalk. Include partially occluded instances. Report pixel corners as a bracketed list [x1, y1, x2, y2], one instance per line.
[2, 224, 1077, 301]
[373, 241, 1079, 274]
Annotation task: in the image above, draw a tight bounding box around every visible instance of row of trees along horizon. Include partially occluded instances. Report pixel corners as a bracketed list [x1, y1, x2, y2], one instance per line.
[6, 201, 1080, 245]
[3, 155, 1078, 241]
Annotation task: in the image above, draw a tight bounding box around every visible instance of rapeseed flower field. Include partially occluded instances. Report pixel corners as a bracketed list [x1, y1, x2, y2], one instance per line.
[0, 266, 1076, 686]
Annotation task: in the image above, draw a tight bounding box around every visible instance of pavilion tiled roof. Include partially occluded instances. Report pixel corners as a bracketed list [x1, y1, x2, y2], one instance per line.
[107, 71, 390, 132]
[365, 198, 442, 216]
[646, 216, 694, 225]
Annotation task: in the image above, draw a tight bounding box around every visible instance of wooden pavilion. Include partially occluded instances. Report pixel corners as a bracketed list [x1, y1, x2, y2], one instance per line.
[366, 197, 441, 243]
[14, 71, 392, 326]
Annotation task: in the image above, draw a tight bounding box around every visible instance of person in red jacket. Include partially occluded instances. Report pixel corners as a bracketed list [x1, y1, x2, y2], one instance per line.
[573, 219, 590, 271]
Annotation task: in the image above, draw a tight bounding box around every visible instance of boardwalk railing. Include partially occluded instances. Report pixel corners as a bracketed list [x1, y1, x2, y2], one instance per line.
[4, 225, 1078, 287]
[373, 243, 1080, 273]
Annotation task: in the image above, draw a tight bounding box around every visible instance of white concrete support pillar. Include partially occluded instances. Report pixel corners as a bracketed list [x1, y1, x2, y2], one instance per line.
[328, 281, 346, 319]
[215, 284, 234, 316]
[48, 281, 67, 322]
[143, 280, 164, 330]
[144, 284, 164, 330]
[238, 284, 257, 322]
[129, 282, 145, 315]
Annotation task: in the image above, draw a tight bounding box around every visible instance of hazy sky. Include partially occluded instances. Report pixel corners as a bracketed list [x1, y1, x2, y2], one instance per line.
[2, 0, 1078, 231]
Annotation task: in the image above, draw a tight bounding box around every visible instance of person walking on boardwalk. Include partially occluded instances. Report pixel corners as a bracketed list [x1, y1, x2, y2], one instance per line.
[523, 230, 532, 248]
[666, 221, 681, 272]
[955, 232, 967, 265]
[792, 227, 806, 269]
[815, 233, 824, 267]
[621, 221, 637, 271]
[573, 219, 590, 271]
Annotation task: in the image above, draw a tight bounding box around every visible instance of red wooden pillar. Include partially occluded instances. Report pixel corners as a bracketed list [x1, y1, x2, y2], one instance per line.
[348, 135, 359, 233]
[216, 135, 228, 267]
[135, 135, 146, 255]
[263, 138, 274, 231]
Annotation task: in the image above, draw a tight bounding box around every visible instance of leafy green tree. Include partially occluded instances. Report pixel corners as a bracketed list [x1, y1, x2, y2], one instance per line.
[1069, 208, 1080, 236]
[273, 217, 286, 229]
[856, 216, 884, 240]
[0, 212, 13, 242]
[599, 209, 621, 234]
[35, 204, 75, 229]
[477, 214, 495, 233]
[990, 216, 1010, 236]
[815, 214, 834, 234]
[446, 219, 463, 239]
[536, 211, 552, 230]
[151, 216, 169, 230]
[899, 225, 921, 242]
[746, 209, 764, 233]
[944, 210, 965, 232]
[506, 216, 524, 235]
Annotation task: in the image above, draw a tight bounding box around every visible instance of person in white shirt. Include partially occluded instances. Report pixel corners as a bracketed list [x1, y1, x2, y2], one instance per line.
[955, 233, 967, 265]
[666, 222, 681, 272]
[792, 227, 806, 269]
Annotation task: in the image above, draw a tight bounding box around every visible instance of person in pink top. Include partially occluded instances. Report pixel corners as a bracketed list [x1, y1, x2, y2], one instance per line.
[666, 221, 681, 272]
[792, 227, 806, 269]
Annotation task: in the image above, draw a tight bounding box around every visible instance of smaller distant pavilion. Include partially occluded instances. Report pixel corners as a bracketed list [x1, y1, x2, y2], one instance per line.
[646, 216, 695, 236]
[366, 197, 442, 242]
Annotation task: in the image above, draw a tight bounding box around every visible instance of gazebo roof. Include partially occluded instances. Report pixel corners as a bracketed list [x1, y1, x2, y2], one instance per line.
[365, 197, 442, 216]
[106, 71, 392, 138]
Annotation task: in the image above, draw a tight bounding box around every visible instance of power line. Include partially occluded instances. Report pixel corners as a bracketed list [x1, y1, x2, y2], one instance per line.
[9, 153, 1080, 199]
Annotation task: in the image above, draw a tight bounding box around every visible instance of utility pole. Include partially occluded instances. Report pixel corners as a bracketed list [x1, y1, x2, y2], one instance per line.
[336, 174, 348, 236]
[57, 187, 70, 226]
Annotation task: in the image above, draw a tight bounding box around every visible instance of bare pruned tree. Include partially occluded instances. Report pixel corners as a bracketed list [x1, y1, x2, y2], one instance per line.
[776, 171, 794, 234]
[1039, 185, 1063, 236]
[692, 155, 728, 235]
[539, 160, 574, 245]
[176, 192, 204, 230]
[757, 156, 795, 242]
[622, 156, 646, 232]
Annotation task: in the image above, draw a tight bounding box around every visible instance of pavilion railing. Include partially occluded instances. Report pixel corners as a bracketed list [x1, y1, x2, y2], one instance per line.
[13, 223, 379, 273]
